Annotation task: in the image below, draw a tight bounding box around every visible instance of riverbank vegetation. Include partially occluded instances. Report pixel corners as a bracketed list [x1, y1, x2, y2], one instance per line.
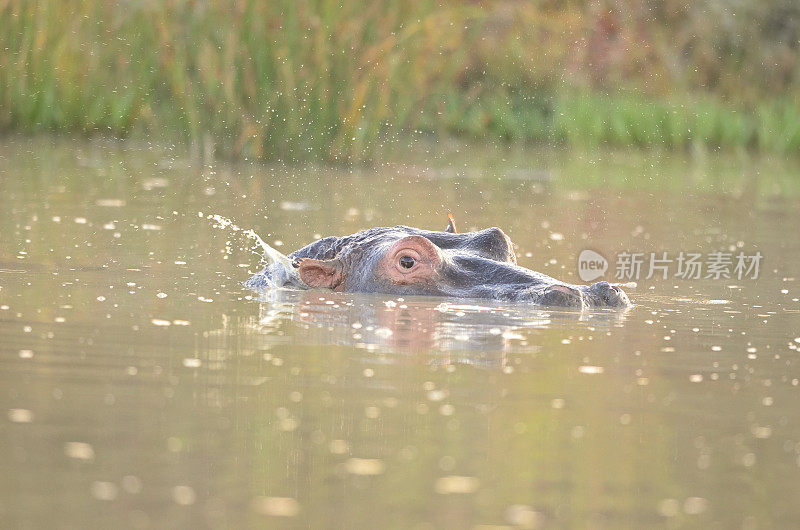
[1, 0, 799, 162]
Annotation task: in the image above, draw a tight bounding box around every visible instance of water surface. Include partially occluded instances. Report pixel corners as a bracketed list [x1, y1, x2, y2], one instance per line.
[1, 137, 799, 529]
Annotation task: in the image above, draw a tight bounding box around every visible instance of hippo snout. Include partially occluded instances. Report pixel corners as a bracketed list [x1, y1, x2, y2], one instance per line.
[584, 281, 631, 308]
[538, 285, 587, 309]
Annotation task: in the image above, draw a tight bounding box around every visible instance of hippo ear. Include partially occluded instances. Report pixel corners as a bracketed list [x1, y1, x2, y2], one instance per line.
[297, 258, 344, 290]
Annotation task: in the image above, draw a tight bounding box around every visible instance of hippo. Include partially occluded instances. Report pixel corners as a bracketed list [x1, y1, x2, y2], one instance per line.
[245, 215, 631, 309]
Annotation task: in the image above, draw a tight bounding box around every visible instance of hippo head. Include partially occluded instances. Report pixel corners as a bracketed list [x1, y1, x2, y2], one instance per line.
[251, 218, 631, 309]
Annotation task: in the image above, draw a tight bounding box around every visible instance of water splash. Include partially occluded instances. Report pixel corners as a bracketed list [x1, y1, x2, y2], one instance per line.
[205, 213, 301, 289]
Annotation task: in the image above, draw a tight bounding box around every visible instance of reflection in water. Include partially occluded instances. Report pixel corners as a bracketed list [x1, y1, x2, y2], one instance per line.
[1, 138, 800, 528]
[245, 289, 629, 368]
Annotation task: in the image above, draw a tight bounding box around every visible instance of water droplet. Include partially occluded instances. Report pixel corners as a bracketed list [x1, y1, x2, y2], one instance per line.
[64, 442, 95, 461]
[90, 481, 118, 501]
[345, 458, 385, 475]
[251, 496, 300, 517]
[171, 485, 196, 505]
[8, 408, 33, 423]
[434, 475, 480, 494]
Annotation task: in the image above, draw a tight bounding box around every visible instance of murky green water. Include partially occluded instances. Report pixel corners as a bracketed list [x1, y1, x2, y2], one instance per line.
[1, 137, 800, 529]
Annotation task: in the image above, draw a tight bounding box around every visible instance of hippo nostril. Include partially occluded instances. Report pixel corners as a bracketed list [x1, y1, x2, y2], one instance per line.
[399, 256, 416, 269]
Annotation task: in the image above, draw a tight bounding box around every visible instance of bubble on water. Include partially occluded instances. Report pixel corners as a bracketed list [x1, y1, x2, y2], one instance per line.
[761, 396, 773, 406]
[151, 319, 171, 327]
[182, 358, 201, 368]
[251, 496, 300, 517]
[8, 408, 33, 423]
[122, 475, 143, 494]
[74, 217, 88, 224]
[434, 475, 480, 494]
[167, 437, 183, 452]
[345, 458, 385, 475]
[752, 425, 772, 438]
[91, 481, 118, 501]
[329, 439, 349, 454]
[96, 296, 106, 302]
[439, 404, 455, 416]
[711, 346, 722, 351]
[18, 349, 34, 359]
[578, 365, 604, 375]
[551, 398, 565, 409]
[689, 374, 703, 383]
[365, 406, 380, 419]
[64, 442, 95, 460]
[171, 485, 196, 505]
[156, 292, 167, 298]
[549, 232, 564, 241]
[438, 455, 456, 471]
[427, 389, 447, 402]
[742, 453, 756, 467]
[505, 504, 545, 528]
[173, 320, 190, 326]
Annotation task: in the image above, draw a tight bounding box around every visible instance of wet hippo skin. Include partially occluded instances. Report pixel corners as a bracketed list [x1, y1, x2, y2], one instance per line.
[246, 216, 631, 309]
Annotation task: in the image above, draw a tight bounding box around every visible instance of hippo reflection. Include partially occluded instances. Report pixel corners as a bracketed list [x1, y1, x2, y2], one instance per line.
[246, 216, 631, 309]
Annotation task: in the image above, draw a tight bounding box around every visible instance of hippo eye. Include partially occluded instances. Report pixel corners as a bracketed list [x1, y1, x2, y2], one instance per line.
[399, 255, 416, 269]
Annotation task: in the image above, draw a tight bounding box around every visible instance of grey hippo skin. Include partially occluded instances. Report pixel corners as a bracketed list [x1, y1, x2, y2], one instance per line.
[245, 217, 631, 309]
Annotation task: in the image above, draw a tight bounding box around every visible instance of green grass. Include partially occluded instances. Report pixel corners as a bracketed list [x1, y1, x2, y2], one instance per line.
[1, 1, 799, 162]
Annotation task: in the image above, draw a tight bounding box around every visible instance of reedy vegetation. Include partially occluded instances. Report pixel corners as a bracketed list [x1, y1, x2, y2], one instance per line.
[1, 0, 799, 162]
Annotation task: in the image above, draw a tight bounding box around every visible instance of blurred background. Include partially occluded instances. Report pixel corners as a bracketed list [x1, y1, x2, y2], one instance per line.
[2, 0, 799, 163]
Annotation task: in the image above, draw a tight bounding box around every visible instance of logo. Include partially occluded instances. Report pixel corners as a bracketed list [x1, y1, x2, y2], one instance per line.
[578, 249, 608, 282]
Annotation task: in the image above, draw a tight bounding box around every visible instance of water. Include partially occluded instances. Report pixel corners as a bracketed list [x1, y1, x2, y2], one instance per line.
[1, 136, 800, 529]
